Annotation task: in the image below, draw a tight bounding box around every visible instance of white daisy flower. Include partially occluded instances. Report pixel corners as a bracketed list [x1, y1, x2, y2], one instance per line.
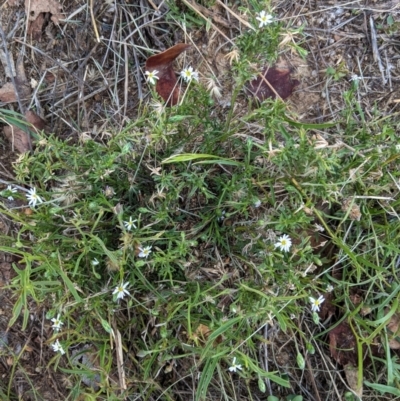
[51, 314, 64, 332]
[228, 357, 242, 373]
[326, 284, 334, 293]
[145, 70, 159, 85]
[256, 11, 273, 28]
[6, 185, 17, 201]
[26, 187, 43, 207]
[254, 199, 261, 208]
[314, 223, 325, 232]
[350, 74, 361, 81]
[91, 258, 100, 266]
[51, 339, 65, 355]
[274, 234, 292, 252]
[180, 66, 199, 83]
[113, 281, 130, 300]
[309, 295, 325, 312]
[138, 246, 152, 258]
[124, 216, 137, 231]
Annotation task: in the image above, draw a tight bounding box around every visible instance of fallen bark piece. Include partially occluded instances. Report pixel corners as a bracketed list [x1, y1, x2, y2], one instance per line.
[0, 50, 16, 78]
[246, 65, 299, 101]
[145, 43, 191, 106]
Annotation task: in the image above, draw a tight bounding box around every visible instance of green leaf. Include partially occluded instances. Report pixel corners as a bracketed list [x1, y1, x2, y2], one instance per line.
[196, 357, 219, 401]
[258, 377, 266, 393]
[58, 268, 82, 303]
[283, 117, 338, 129]
[296, 353, 305, 370]
[168, 115, 193, 123]
[162, 153, 242, 166]
[100, 318, 113, 334]
[364, 381, 400, 396]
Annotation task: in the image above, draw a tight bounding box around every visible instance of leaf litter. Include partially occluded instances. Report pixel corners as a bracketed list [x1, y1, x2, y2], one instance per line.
[145, 43, 191, 106]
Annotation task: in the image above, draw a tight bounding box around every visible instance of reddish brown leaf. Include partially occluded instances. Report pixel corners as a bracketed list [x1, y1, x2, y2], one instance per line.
[329, 322, 357, 366]
[0, 83, 17, 102]
[3, 110, 46, 153]
[27, 12, 45, 41]
[25, 110, 46, 131]
[145, 43, 191, 106]
[319, 292, 336, 320]
[3, 125, 31, 153]
[246, 65, 299, 101]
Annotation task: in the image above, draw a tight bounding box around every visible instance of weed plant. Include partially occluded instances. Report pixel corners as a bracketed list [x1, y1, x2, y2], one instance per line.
[1, 3, 400, 401]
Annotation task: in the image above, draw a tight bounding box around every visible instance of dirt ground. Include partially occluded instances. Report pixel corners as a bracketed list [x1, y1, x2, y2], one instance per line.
[0, 0, 399, 399]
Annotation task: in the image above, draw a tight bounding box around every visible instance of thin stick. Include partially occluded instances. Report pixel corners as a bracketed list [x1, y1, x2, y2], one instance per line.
[181, 0, 236, 46]
[90, 0, 100, 43]
[216, 0, 255, 30]
[0, 27, 24, 113]
[369, 16, 386, 85]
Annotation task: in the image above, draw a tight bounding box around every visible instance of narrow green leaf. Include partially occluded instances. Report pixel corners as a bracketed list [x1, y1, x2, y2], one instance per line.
[283, 117, 338, 129]
[364, 381, 400, 396]
[58, 268, 82, 302]
[195, 357, 219, 401]
[100, 318, 112, 334]
[162, 153, 242, 166]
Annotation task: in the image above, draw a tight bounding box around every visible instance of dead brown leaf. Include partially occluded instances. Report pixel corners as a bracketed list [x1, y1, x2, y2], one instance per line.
[190, 323, 223, 346]
[319, 292, 336, 321]
[386, 310, 400, 349]
[145, 43, 191, 106]
[27, 12, 45, 41]
[0, 83, 17, 102]
[195, 323, 212, 341]
[329, 321, 357, 366]
[25, 0, 63, 40]
[344, 363, 363, 398]
[246, 65, 299, 101]
[341, 198, 362, 221]
[3, 110, 46, 153]
[25, 0, 63, 23]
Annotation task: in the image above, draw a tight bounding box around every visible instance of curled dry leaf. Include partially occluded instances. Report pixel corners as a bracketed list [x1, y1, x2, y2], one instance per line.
[3, 110, 46, 153]
[25, 0, 63, 23]
[246, 65, 299, 101]
[190, 323, 223, 346]
[0, 83, 17, 102]
[25, 0, 63, 40]
[145, 43, 191, 106]
[342, 198, 362, 221]
[344, 363, 363, 398]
